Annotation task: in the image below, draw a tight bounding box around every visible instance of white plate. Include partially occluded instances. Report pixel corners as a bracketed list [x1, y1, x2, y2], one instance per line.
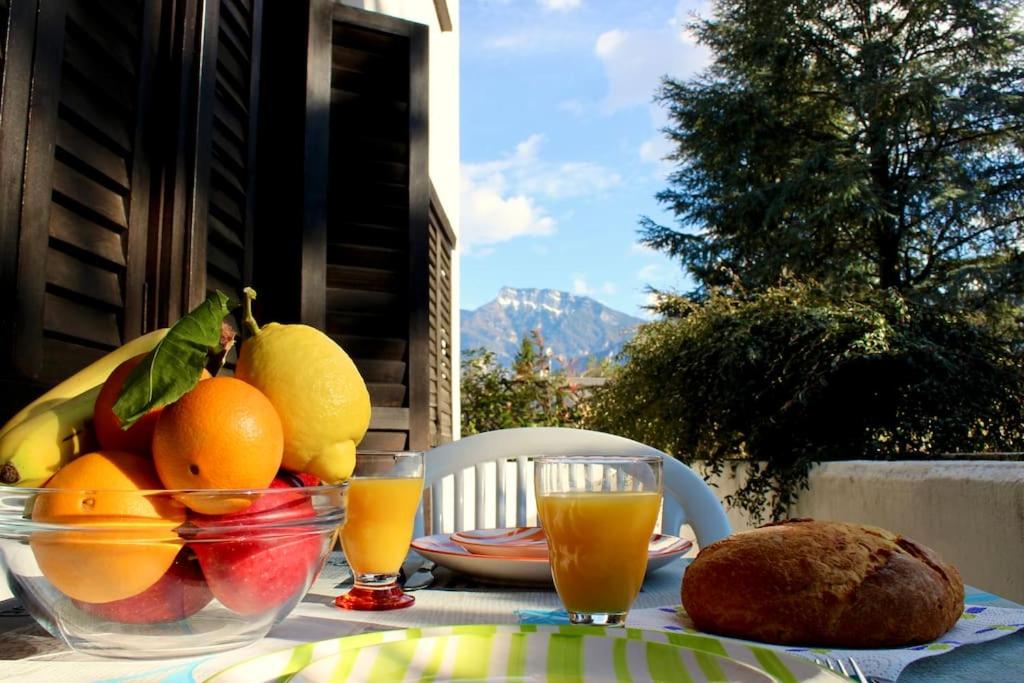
[450, 526, 549, 558]
[411, 532, 692, 585]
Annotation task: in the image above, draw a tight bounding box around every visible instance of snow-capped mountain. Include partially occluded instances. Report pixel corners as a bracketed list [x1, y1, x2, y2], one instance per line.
[460, 287, 645, 369]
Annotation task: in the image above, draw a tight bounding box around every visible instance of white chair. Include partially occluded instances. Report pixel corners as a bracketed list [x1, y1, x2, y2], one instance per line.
[414, 427, 731, 549]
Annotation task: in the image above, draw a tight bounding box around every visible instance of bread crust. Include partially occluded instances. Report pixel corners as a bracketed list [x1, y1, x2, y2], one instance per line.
[681, 519, 964, 647]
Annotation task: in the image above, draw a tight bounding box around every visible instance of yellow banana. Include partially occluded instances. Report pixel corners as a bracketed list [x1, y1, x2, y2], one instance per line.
[0, 328, 167, 438]
[0, 385, 102, 487]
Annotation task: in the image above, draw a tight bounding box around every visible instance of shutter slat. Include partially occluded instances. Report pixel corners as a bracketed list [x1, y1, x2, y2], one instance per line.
[207, 241, 243, 281]
[66, 3, 136, 76]
[62, 34, 134, 113]
[43, 293, 121, 347]
[52, 160, 128, 229]
[46, 248, 123, 307]
[49, 204, 126, 268]
[60, 78, 131, 153]
[56, 117, 130, 190]
[208, 212, 245, 250]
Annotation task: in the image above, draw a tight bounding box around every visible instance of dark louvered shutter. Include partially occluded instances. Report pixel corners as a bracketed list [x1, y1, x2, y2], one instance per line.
[0, 0, 7, 76]
[326, 9, 429, 452]
[187, 0, 262, 368]
[12, 0, 158, 382]
[427, 185, 454, 446]
[201, 0, 261, 307]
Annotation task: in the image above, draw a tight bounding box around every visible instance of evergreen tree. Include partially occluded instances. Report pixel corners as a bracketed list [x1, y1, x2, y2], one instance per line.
[644, 0, 1024, 306]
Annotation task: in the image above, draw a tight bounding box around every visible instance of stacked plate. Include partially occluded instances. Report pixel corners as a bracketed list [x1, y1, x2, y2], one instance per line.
[410, 526, 693, 584]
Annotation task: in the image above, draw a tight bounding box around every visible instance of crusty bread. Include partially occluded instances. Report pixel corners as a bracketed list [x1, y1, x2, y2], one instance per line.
[681, 519, 964, 647]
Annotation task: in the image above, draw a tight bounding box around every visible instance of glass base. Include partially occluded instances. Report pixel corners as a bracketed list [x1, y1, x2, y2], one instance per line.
[334, 584, 415, 611]
[568, 611, 628, 627]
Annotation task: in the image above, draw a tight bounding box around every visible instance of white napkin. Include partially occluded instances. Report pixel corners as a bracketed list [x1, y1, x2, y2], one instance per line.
[627, 604, 1024, 682]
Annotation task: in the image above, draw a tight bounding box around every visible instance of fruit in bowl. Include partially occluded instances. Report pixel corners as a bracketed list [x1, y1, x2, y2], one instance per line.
[0, 288, 367, 658]
[188, 476, 324, 615]
[72, 546, 213, 624]
[2, 480, 344, 658]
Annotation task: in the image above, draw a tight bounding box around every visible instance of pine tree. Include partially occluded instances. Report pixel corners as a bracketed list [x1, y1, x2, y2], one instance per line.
[644, 0, 1024, 306]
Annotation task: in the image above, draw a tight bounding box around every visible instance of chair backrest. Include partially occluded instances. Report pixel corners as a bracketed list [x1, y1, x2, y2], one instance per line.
[415, 427, 731, 549]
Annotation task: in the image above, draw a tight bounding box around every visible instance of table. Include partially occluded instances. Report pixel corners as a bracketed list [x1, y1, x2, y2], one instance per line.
[0, 554, 1021, 682]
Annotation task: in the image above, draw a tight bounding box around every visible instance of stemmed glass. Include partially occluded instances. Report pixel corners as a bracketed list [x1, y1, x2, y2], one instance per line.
[335, 451, 424, 611]
[534, 455, 663, 626]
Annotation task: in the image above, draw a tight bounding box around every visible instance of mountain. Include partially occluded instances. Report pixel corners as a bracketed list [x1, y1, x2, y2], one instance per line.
[460, 287, 645, 369]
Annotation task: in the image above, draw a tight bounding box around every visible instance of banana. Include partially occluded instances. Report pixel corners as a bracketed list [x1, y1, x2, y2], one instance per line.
[0, 328, 167, 438]
[0, 385, 102, 486]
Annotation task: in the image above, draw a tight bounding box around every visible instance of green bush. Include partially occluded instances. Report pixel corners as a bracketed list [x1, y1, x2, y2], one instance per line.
[461, 331, 584, 436]
[585, 282, 1024, 521]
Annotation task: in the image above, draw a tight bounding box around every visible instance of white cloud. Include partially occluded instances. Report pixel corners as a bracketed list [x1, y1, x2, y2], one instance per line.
[461, 173, 555, 252]
[538, 0, 581, 10]
[461, 135, 622, 251]
[639, 105, 676, 176]
[631, 242, 658, 255]
[594, 2, 712, 113]
[637, 264, 665, 280]
[572, 276, 617, 297]
[558, 99, 588, 117]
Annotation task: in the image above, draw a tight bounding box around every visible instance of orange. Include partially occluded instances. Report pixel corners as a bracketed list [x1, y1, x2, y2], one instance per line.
[152, 377, 283, 514]
[94, 354, 211, 454]
[30, 451, 185, 603]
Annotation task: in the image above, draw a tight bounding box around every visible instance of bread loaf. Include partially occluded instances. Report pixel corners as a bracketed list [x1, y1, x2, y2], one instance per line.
[681, 519, 963, 647]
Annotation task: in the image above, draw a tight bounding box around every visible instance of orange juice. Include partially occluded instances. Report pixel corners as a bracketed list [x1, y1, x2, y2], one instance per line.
[340, 476, 423, 574]
[537, 491, 660, 614]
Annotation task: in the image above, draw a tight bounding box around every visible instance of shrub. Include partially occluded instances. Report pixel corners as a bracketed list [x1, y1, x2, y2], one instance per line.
[585, 282, 1024, 521]
[461, 331, 584, 436]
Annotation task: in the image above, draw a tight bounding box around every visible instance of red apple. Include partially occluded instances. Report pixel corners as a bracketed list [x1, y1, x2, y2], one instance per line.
[187, 477, 326, 615]
[72, 547, 213, 624]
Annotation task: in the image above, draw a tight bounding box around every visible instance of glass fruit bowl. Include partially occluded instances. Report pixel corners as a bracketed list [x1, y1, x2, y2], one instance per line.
[0, 481, 347, 659]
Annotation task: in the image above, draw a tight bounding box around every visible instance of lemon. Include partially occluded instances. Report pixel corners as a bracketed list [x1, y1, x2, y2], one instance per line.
[234, 290, 370, 483]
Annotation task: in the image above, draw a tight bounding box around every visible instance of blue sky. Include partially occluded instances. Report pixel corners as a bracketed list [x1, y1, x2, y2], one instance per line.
[458, 0, 711, 318]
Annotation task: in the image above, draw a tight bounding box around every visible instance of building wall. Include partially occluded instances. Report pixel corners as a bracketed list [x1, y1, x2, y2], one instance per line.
[340, 0, 461, 437]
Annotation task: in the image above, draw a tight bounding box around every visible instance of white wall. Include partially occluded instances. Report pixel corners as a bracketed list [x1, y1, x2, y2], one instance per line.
[703, 461, 1024, 604]
[339, 0, 462, 437]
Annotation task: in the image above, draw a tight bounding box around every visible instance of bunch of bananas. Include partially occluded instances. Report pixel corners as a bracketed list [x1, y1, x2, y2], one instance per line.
[0, 330, 168, 487]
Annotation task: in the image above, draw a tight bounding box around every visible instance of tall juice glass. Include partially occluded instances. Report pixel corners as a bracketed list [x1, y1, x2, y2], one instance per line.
[335, 451, 424, 610]
[535, 455, 663, 627]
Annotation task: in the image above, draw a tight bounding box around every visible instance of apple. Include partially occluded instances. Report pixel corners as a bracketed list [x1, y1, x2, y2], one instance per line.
[72, 547, 212, 624]
[187, 477, 326, 615]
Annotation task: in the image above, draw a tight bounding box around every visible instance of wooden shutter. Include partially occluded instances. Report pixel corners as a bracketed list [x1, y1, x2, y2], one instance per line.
[196, 0, 261, 308]
[0, 0, 25, 395]
[326, 7, 429, 452]
[427, 183, 455, 446]
[183, 0, 262, 368]
[12, 0, 159, 383]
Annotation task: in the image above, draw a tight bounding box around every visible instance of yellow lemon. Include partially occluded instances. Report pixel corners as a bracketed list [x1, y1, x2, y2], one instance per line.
[234, 292, 370, 484]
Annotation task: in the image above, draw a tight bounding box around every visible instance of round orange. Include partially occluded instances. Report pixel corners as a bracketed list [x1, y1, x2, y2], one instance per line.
[30, 451, 185, 603]
[94, 354, 211, 454]
[152, 377, 283, 514]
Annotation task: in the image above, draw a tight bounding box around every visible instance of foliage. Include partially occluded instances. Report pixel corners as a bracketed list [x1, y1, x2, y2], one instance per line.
[643, 0, 1024, 303]
[585, 282, 1024, 521]
[461, 331, 584, 436]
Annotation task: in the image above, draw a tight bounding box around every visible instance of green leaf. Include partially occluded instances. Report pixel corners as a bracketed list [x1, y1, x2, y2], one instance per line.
[113, 291, 236, 428]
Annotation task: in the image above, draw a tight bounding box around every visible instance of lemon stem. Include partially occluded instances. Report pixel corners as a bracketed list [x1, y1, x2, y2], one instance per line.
[242, 287, 261, 336]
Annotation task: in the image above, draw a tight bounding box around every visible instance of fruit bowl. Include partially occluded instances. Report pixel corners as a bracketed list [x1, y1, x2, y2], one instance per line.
[0, 482, 347, 659]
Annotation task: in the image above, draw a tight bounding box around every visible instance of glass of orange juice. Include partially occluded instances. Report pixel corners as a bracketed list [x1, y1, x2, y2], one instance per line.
[334, 450, 424, 611]
[535, 455, 663, 627]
